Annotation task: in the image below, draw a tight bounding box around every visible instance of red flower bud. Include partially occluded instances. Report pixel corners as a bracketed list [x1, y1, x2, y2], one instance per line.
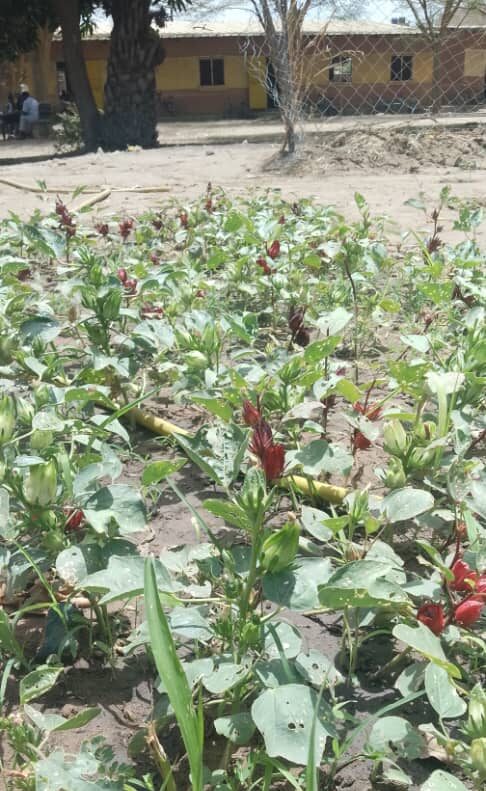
[278, 215, 286, 225]
[117, 267, 128, 283]
[64, 507, 84, 531]
[242, 400, 261, 427]
[353, 401, 382, 421]
[249, 420, 273, 460]
[288, 307, 305, 333]
[124, 278, 137, 294]
[450, 559, 478, 592]
[180, 212, 189, 228]
[417, 602, 446, 635]
[256, 256, 272, 275]
[294, 327, 310, 347]
[95, 222, 109, 236]
[267, 240, 280, 260]
[150, 252, 160, 265]
[261, 443, 285, 482]
[454, 598, 484, 627]
[352, 430, 371, 451]
[476, 575, 486, 594]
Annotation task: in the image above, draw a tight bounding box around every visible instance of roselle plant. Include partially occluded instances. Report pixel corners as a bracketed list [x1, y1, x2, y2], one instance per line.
[0, 189, 484, 791]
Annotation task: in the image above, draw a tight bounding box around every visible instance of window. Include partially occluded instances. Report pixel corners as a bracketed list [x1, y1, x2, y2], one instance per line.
[329, 55, 352, 83]
[391, 55, 413, 81]
[199, 58, 225, 87]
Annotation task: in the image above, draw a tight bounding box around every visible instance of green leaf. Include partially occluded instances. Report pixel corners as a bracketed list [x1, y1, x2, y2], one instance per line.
[395, 661, 426, 697]
[263, 558, 333, 611]
[392, 623, 460, 677]
[55, 545, 103, 586]
[300, 506, 334, 542]
[20, 316, 60, 343]
[203, 499, 251, 531]
[381, 488, 434, 523]
[366, 716, 423, 759]
[316, 308, 352, 336]
[83, 555, 180, 605]
[176, 424, 249, 487]
[424, 663, 466, 718]
[83, 484, 146, 536]
[263, 621, 302, 659]
[335, 379, 362, 403]
[400, 334, 430, 353]
[214, 712, 255, 745]
[319, 560, 407, 609]
[421, 770, 468, 791]
[142, 459, 186, 486]
[32, 412, 64, 432]
[202, 657, 248, 694]
[144, 558, 203, 791]
[169, 606, 212, 641]
[191, 396, 233, 422]
[20, 665, 63, 704]
[295, 650, 343, 688]
[304, 337, 340, 364]
[251, 684, 335, 766]
[287, 440, 352, 477]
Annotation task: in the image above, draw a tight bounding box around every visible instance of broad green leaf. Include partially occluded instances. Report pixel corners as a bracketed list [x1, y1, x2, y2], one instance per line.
[295, 650, 343, 688]
[32, 411, 64, 432]
[202, 657, 248, 694]
[83, 555, 180, 604]
[263, 558, 333, 611]
[366, 716, 423, 759]
[263, 621, 302, 659]
[400, 334, 430, 353]
[214, 712, 255, 745]
[381, 488, 434, 523]
[421, 770, 468, 791]
[251, 684, 335, 766]
[304, 337, 340, 364]
[191, 396, 233, 422]
[287, 440, 352, 477]
[316, 308, 352, 335]
[395, 661, 426, 697]
[20, 665, 63, 704]
[176, 424, 249, 487]
[300, 506, 334, 542]
[83, 484, 146, 536]
[20, 316, 60, 343]
[335, 379, 362, 403]
[55, 545, 103, 586]
[169, 606, 212, 641]
[392, 623, 460, 677]
[144, 558, 203, 791]
[318, 560, 407, 609]
[24, 705, 100, 734]
[142, 459, 186, 486]
[424, 663, 466, 718]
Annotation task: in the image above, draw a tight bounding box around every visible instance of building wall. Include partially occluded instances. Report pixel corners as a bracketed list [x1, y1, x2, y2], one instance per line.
[2, 28, 485, 116]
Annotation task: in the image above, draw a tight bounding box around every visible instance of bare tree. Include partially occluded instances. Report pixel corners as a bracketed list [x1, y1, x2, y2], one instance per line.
[401, 1, 485, 112]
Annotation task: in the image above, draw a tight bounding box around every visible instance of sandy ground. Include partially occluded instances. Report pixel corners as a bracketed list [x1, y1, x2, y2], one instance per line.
[1, 140, 485, 244]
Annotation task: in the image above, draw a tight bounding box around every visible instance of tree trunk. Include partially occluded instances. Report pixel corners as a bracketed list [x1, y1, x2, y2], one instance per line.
[53, 0, 100, 150]
[32, 26, 53, 103]
[431, 43, 443, 115]
[103, 0, 165, 150]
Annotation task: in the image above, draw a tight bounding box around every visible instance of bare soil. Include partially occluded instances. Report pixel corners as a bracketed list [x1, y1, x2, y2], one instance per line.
[0, 126, 485, 245]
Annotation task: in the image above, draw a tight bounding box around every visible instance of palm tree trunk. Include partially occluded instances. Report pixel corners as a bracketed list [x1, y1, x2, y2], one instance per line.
[103, 0, 165, 150]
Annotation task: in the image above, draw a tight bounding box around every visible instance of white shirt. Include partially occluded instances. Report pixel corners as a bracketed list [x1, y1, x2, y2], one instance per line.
[22, 96, 39, 122]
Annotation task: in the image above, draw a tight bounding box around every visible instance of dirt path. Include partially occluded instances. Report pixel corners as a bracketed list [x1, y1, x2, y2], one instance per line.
[1, 140, 485, 244]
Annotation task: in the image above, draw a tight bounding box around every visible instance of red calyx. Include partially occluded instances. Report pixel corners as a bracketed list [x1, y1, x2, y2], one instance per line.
[417, 602, 446, 635]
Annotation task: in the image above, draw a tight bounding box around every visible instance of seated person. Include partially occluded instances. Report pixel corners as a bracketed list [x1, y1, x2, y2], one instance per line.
[18, 86, 39, 138]
[1, 94, 20, 140]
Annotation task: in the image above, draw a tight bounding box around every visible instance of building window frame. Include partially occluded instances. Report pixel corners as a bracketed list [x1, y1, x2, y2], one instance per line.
[390, 54, 413, 81]
[329, 55, 353, 83]
[199, 58, 225, 87]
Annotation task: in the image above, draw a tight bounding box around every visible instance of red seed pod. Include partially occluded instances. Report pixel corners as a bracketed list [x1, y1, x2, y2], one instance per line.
[450, 559, 478, 592]
[454, 598, 484, 627]
[242, 400, 261, 427]
[267, 240, 280, 260]
[261, 443, 285, 482]
[64, 508, 84, 532]
[117, 268, 128, 283]
[124, 278, 137, 294]
[417, 602, 446, 635]
[352, 430, 372, 451]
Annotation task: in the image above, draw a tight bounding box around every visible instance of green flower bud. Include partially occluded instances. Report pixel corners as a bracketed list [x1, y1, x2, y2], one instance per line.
[414, 420, 437, 442]
[184, 351, 207, 370]
[34, 385, 51, 409]
[0, 395, 16, 444]
[407, 446, 435, 471]
[15, 397, 34, 426]
[383, 458, 407, 489]
[261, 521, 300, 574]
[30, 430, 53, 451]
[383, 420, 408, 457]
[23, 460, 57, 507]
[467, 685, 486, 739]
[0, 336, 15, 365]
[0, 459, 5, 482]
[470, 738, 486, 778]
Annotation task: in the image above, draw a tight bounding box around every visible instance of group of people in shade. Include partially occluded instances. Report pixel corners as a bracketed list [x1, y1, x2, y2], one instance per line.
[1, 84, 39, 140]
